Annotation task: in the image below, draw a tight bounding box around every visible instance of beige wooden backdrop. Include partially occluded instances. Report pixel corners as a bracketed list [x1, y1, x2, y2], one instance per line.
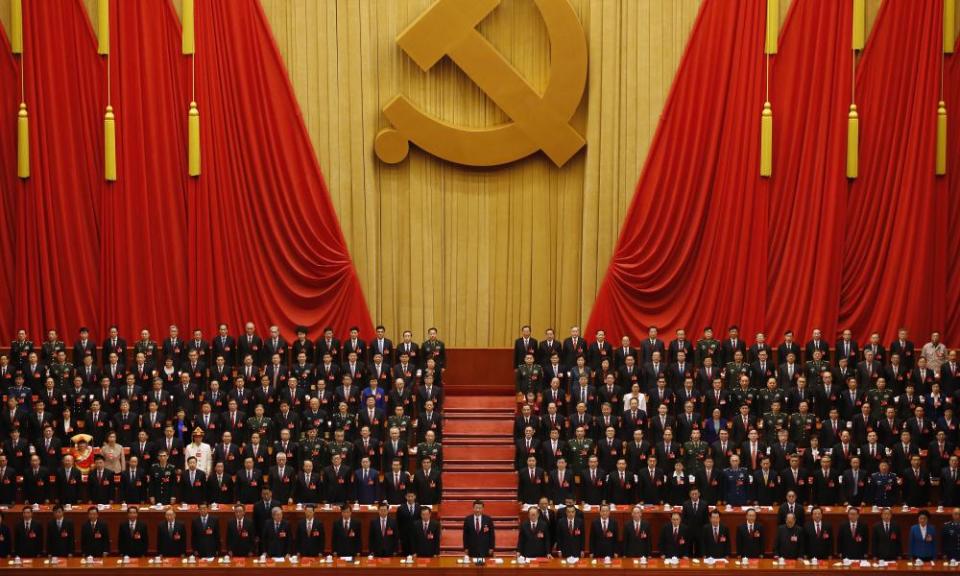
[1, 0, 884, 347]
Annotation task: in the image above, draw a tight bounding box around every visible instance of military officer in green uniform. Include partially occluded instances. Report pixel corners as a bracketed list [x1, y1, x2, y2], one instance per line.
[326, 428, 355, 464]
[866, 378, 894, 415]
[804, 349, 831, 386]
[416, 429, 443, 470]
[48, 350, 74, 388]
[567, 425, 595, 476]
[759, 401, 789, 444]
[387, 406, 411, 441]
[300, 427, 327, 470]
[515, 353, 544, 397]
[10, 330, 34, 372]
[788, 401, 817, 448]
[246, 404, 274, 442]
[724, 351, 751, 387]
[150, 449, 178, 505]
[758, 379, 788, 414]
[41, 330, 66, 364]
[682, 428, 708, 475]
[696, 327, 720, 367]
[729, 375, 758, 415]
[134, 329, 159, 364]
[421, 328, 446, 368]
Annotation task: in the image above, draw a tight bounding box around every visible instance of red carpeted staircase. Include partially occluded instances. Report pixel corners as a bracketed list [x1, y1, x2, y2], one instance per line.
[439, 394, 519, 554]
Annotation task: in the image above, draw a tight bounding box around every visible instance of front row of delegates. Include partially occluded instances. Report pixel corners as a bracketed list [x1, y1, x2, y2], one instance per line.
[0, 496, 451, 559]
[516, 503, 960, 561]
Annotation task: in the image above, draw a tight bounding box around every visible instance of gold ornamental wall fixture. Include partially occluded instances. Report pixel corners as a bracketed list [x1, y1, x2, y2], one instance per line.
[374, 0, 588, 168]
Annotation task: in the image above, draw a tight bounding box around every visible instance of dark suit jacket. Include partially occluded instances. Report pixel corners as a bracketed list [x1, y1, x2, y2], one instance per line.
[658, 523, 692, 557]
[45, 519, 74, 557]
[774, 524, 804, 559]
[622, 519, 652, 557]
[836, 521, 869, 559]
[735, 523, 764, 558]
[369, 516, 399, 557]
[553, 516, 585, 558]
[412, 519, 441, 557]
[517, 519, 551, 558]
[700, 524, 731, 558]
[802, 521, 833, 559]
[80, 520, 110, 556]
[589, 518, 619, 558]
[117, 520, 148, 557]
[225, 518, 255, 557]
[462, 514, 496, 558]
[331, 518, 362, 557]
[260, 520, 291, 557]
[191, 515, 220, 558]
[296, 518, 325, 557]
[870, 521, 901, 560]
[14, 521, 44, 558]
[157, 521, 187, 557]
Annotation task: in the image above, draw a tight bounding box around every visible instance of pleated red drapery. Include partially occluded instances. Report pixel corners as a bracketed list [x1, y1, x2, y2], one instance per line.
[588, 0, 768, 339]
[946, 31, 960, 341]
[0, 0, 371, 341]
[590, 0, 955, 344]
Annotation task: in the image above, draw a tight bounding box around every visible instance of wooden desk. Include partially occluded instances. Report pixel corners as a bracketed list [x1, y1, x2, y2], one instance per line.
[0, 557, 958, 575]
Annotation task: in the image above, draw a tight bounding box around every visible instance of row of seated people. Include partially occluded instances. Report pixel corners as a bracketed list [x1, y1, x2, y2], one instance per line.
[0, 498, 456, 559]
[1, 379, 444, 446]
[3, 445, 443, 507]
[513, 325, 952, 374]
[516, 503, 959, 561]
[6, 324, 447, 371]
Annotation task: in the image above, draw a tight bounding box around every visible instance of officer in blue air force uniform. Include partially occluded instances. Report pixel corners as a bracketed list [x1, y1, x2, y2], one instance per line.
[721, 454, 752, 506]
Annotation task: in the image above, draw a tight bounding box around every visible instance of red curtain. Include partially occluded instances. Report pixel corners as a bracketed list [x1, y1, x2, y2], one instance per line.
[588, 0, 768, 339]
[946, 31, 960, 343]
[837, 0, 946, 340]
[0, 32, 18, 338]
[0, 0, 371, 342]
[187, 0, 372, 337]
[590, 0, 951, 344]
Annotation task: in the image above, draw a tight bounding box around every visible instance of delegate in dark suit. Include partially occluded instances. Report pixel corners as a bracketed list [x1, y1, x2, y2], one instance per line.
[871, 520, 901, 560]
[462, 514, 496, 558]
[736, 522, 764, 558]
[369, 515, 399, 557]
[80, 519, 110, 557]
[622, 518, 652, 557]
[659, 523, 692, 558]
[516, 518, 551, 558]
[14, 521, 43, 558]
[226, 517, 255, 557]
[191, 515, 220, 558]
[774, 523, 804, 559]
[118, 520, 149, 557]
[260, 519, 291, 557]
[554, 515, 584, 558]
[802, 520, 833, 559]
[331, 517, 362, 557]
[157, 521, 187, 557]
[700, 523, 731, 558]
[836, 521, 869, 559]
[412, 519, 441, 557]
[295, 517, 325, 557]
[590, 517, 619, 558]
[45, 518, 74, 557]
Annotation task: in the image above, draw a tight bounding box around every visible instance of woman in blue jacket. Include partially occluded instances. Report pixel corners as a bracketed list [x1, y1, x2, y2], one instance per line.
[908, 510, 937, 561]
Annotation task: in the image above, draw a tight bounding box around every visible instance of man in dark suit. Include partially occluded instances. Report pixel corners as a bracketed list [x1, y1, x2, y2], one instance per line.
[45, 505, 74, 558]
[516, 508, 551, 558]
[413, 457, 442, 505]
[836, 507, 869, 560]
[260, 507, 291, 558]
[87, 456, 115, 504]
[331, 505, 362, 557]
[157, 508, 187, 557]
[774, 513, 804, 559]
[681, 488, 709, 553]
[659, 511, 691, 558]
[514, 326, 539, 368]
[735, 508, 764, 558]
[296, 505, 325, 557]
[80, 507, 110, 557]
[369, 501, 399, 557]
[226, 504, 255, 557]
[397, 492, 420, 556]
[14, 508, 43, 558]
[589, 504, 619, 558]
[554, 504, 585, 559]
[701, 511, 731, 559]
[118, 507, 148, 557]
[870, 507, 901, 561]
[462, 500, 496, 558]
[191, 503, 220, 558]
[412, 507, 441, 558]
[622, 505, 652, 557]
[890, 330, 916, 371]
[324, 454, 353, 505]
[641, 327, 666, 364]
[803, 507, 833, 559]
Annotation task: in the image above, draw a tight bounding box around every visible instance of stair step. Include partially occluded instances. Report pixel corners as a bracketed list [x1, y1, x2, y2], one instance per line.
[444, 463, 514, 473]
[443, 471, 516, 488]
[445, 445, 514, 461]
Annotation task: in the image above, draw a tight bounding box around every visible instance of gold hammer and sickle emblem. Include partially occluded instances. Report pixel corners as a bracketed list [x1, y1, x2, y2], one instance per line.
[374, 0, 588, 168]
